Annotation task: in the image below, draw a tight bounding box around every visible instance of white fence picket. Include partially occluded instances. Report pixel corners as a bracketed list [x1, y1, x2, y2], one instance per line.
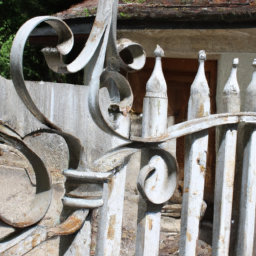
[212, 58, 240, 256]
[136, 45, 168, 256]
[179, 50, 210, 256]
[95, 164, 127, 256]
[236, 60, 256, 256]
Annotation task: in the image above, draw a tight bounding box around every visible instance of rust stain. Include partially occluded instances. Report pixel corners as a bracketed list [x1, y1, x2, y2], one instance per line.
[187, 232, 192, 242]
[151, 185, 156, 190]
[47, 214, 84, 237]
[31, 234, 41, 248]
[220, 235, 225, 244]
[0, 149, 3, 156]
[198, 104, 205, 118]
[107, 214, 116, 240]
[90, 34, 97, 42]
[226, 163, 234, 187]
[14, 221, 36, 228]
[108, 178, 114, 199]
[32, 132, 42, 137]
[93, 20, 104, 29]
[200, 165, 205, 173]
[184, 187, 189, 193]
[148, 217, 153, 230]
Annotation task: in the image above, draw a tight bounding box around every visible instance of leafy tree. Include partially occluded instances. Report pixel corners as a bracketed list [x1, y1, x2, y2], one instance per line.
[0, 0, 83, 83]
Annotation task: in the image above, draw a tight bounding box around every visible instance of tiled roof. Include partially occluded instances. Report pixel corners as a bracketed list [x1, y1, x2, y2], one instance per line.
[54, 0, 256, 22]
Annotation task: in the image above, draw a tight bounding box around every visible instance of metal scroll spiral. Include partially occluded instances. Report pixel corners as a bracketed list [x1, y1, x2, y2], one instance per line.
[8, 0, 177, 240]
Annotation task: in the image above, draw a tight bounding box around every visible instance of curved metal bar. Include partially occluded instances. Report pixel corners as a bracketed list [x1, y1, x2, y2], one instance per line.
[0, 128, 52, 228]
[9, 0, 146, 141]
[93, 147, 140, 172]
[137, 148, 178, 205]
[62, 197, 103, 208]
[10, 16, 73, 130]
[0, 122, 22, 140]
[100, 70, 133, 116]
[65, 0, 111, 73]
[0, 227, 37, 253]
[117, 38, 146, 73]
[10, 0, 111, 130]
[47, 210, 89, 238]
[131, 112, 256, 143]
[1, 226, 47, 255]
[88, 0, 146, 140]
[63, 169, 114, 182]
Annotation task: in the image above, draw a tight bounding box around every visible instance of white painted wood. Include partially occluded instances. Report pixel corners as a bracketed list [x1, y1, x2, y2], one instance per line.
[236, 59, 256, 256]
[179, 50, 210, 256]
[95, 164, 128, 256]
[212, 58, 240, 256]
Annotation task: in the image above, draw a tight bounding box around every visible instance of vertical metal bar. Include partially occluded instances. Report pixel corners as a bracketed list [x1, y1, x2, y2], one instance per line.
[136, 203, 162, 256]
[95, 86, 130, 256]
[236, 59, 256, 256]
[95, 164, 128, 256]
[212, 58, 240, 256]
[179, 50, 210, 256]
[135, 45, 168, 256]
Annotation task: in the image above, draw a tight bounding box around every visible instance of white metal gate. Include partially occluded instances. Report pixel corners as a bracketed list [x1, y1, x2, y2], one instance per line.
[0, 0, 256, 255]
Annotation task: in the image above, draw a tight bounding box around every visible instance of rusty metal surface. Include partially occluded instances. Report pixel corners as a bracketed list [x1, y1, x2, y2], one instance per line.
[54, 0, 256, 22]
[47, 210, 89, 237]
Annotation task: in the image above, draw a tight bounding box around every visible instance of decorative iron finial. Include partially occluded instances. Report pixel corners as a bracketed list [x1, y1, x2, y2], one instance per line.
[142, 45, 168, 138]
[222, 58, 240, 113]
[154, 44, 164, 58]
[244, 59, 256, 112]
[198, 50, 206, 61]
[187, 50, 210, 120]
[145, 45, 167, 99]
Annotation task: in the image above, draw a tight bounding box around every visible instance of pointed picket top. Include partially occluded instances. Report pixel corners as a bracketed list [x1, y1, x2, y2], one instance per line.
[154, 44, 164, 57]
[245, 59, 256, 112]
[222, 58, 240, 113]
[187, 50, 210, 120]
[145, 45, 167, 99]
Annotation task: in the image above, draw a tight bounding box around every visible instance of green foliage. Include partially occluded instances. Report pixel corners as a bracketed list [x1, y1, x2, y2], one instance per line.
[0, 0, 83, 83]
[84, 8, 90, 17]
[0, 35, 13, 78]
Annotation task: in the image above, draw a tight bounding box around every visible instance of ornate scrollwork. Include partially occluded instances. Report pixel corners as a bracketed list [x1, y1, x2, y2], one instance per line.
[5, 0, 256, 255]
[0, 123, 51, 228]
